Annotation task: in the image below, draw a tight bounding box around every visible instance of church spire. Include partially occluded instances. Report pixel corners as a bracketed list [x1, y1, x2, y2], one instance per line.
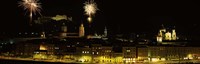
[104, 26, 107, 37]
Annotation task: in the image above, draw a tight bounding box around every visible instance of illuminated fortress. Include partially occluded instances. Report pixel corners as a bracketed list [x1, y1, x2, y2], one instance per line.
[156, 25, 177, 42]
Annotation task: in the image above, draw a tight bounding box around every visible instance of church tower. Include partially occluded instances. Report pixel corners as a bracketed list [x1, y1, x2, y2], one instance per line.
[60, 23, 67, 37]
[79, 23, 85, 37]
[165, 31, 172, 40]
[172, 29, 176, 40]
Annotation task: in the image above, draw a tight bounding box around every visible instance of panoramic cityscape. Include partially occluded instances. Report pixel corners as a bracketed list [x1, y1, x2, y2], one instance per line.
[0, 0, 200, 64]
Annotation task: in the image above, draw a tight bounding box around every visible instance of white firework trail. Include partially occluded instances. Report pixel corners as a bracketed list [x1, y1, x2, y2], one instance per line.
[18, 0, 42, 26]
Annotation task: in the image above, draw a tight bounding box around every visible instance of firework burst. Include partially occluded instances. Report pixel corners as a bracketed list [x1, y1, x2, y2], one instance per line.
[84, 0, 98, 16]
[84, 0, 98, 23]
[18, 0, 42, 26]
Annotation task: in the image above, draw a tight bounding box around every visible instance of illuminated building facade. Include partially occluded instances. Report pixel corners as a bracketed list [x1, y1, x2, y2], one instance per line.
[99, 46, 113, 63]
[122, 47, 137, 63]
[15, 43, 39, 56]
[15, 42, 54, 58]
[12, 39, 200, 63]
[113, 53, 123, 63]
[157, 25, 177, 42]
[148, 46, 200, 61]
[91, 44, 102, 63]
[137, 46, 148, 61]
[76, 47, 92, 62]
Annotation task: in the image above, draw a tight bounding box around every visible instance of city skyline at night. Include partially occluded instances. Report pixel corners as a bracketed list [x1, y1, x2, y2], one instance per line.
[1, 0, 200, 63]
[0, 0, 200, 38]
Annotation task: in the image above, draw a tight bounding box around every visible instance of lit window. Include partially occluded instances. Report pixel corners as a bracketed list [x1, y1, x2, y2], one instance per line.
[67, 45, 70, 47]
[126, 50, 130, 52]
[82, 51, 85, 53]
[97, 52, 99, 54]
[55, 47, 59, 49]
[106, 50, 111, 52]
[10, 41, 14, 44]
[34, 51, 39, 54]
[40, 45, 47, 50]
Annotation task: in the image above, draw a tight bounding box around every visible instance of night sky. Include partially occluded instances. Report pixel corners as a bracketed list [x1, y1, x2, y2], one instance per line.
[1, 0, 200, 37]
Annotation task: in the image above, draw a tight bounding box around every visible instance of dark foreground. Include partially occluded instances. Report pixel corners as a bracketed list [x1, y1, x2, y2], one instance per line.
[1, 59, 200, 64]
[0, 59, 80, 64]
